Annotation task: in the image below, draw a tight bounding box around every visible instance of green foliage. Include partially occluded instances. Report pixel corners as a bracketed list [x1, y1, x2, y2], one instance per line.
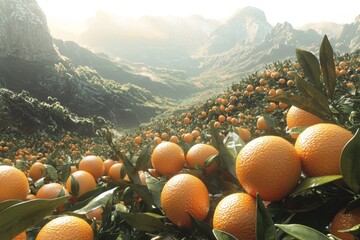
[256, 194, 276, 240]
[340, 129, 360, 193]
[0, 196, 69, 239]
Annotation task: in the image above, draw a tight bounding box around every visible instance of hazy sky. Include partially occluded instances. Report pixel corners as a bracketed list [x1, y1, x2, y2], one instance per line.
[37, 0, 359, 33]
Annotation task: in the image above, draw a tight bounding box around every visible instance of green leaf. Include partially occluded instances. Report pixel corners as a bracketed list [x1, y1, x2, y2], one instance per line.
[204, 154, 219, 168]
[0, 196, 70, 240]
[44, 164, 58, 181]
[73, 187, 117, 214]
[275, 224, 329, 240]
[0, 200, 21, 213]
[70, 174, 79, 198]
[129, 183, 156, 211]
[295, 76, 331, 118]
[287, 126, 308, 136]
[256, 194, 276, 240]
[268, 91, 329, 120]
[319, 35, 336, 100]
[188, 212, 216, 240]
[223, 131, 245, 160]
[209, 121, 238, 181]
[212, 229, 237, 240]
[145, 172, 165, 209]
[135, 143, 152, 171]
[262, 115, 276, 129]
[296, 49, 322, 91]
[290, 175, 343, 196]
[338, 223, 360, 237]
[340, 129, 360, 193]
[120, 212, 165, 233]
[122, 155, 141, 185]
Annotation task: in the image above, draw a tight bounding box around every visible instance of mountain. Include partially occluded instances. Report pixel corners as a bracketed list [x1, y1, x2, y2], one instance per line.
[53, 39, 198, 99]
[0, 0, 173, 130]
[79, 12, 219, 73]
[196, 7, 272, 56]
[195, 22, 323, 88]
[334, 15, 360, 53]
[0, 0, 58, 62]
[299, 22, 343, 39]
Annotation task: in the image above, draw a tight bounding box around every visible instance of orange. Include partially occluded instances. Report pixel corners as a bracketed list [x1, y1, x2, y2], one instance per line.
[13, 231, 26, 240]
[103, 159, 115, 175]
[267, 102, 277, 112]
[134, 136, 142, 144]
[191, 130, 200, 138]
[256, 116, 268, 130]
[0, 165, 29, 201]
[161, 173, 210, 228]
[330, 208, 360, 240]
[183, 133, 194, 143]
[65, 170, 96, 198]
[213, 193, 256, 240]
[78, 155, 104, 180]
[169, 135, 179, 143]
[286, 106, 325, 138]
[236, 127, 251, 141]
[151, 142, 185, 177]
[36, 215, 94, 240]
[295, 123, 353, 177]
[29, 162, 46, 181]
[108, 163, 127, 181]
[86, 207, 103, 221]
[36, 183, 69, 199]
[186, 143, 219, 173]
[236, 136, 301, 201]
[154, 136, 162, 144]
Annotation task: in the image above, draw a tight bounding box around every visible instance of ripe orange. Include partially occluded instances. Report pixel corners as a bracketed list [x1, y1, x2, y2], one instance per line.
[295, 123, 353, 177]
[191, 129, 200, 138]
[236, 127, 251, 141]
[161, 173, 210, 228]
[0, 165, 29, 201]
[36, 215, 94, 240]
[286, 106, 325, 138]
[151, 142, 185, 177]
[86, 206, 103, 221]
[330, 208, 360, 240]
[256, 116, 268, 130]
[36, 183, 69, 199]
[13, 231, 26, 240]
[154, 136, 162, 144]
[103, 159, 115, 175]
[267, 102, 277, 112]
[183, 133, 194, 143]
[134, 136, 142, 144]
[108, 163, 127, 181]
[169, 135, 179, 143]
[65, 170, 96, 198]
[186, 143, 219, 173]
[29, 162, 46, 181]
[236, 136, 301, 201]
[213, 193, 256, 240]
[78, 155, 104, 180]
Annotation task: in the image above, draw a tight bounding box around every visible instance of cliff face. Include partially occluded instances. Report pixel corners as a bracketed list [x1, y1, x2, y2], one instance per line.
[0, 0, 58, 62]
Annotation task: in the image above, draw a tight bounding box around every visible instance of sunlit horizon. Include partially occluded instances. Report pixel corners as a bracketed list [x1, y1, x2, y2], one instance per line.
[37, 0, 359, 37]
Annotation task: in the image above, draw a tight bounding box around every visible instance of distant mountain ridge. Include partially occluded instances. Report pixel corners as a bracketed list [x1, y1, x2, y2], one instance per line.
[197, 6, 272, 56]
[0, 0, 184, 130]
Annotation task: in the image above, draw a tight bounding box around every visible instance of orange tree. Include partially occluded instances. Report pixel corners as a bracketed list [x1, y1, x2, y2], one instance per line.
[0, 35, 360, 239]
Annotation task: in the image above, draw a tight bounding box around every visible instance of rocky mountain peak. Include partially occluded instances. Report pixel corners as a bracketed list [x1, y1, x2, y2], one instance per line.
[197, 6, 272, 56]
[0, 0, 59, 62]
